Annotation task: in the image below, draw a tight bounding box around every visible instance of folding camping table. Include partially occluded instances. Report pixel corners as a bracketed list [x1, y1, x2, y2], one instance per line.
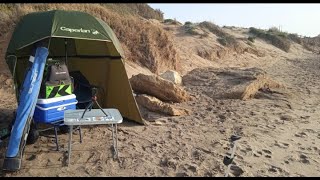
[64, 108, 123, 166]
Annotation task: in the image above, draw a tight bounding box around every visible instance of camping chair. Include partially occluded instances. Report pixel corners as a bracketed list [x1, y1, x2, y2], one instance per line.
[35, 119, 82, 151]
[69, 71, 93, 109]
[69, 71, 106, 109]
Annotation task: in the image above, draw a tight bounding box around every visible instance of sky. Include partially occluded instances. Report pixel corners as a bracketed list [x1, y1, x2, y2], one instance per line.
[148, 3, 320, 37]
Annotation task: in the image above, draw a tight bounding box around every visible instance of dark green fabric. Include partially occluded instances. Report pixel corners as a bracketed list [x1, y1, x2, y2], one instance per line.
[95, 18, 125, 58]
[6, 10, 126, 93]
[6, 11, 55, 56]
[51, 11, 110, 41]
[6, 10, 124, 60]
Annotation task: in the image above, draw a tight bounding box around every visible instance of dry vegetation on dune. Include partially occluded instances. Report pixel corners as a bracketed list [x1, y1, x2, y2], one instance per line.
[249, 27, 291, 52]
[176, 20, 319, 61]
[179, 21, 250, 62]
[247, 26, 317, 53]
[198, 21, 241, 51]
[0, 3, 179, 74]
[101, 3, 164, 21]
[302, 36, 320, 53]
[0, 4, 22, 37]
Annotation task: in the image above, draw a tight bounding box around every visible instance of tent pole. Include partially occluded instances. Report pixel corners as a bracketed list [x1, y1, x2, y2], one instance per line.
[47, 37, 52, 52]
[65, 38, 68, 66]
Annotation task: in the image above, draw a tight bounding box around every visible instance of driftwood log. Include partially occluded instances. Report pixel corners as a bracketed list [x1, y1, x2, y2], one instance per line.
[130, 74, 191, 103]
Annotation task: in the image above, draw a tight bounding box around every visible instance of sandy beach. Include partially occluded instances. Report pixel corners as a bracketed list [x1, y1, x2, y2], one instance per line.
[0, 4, 320, 177]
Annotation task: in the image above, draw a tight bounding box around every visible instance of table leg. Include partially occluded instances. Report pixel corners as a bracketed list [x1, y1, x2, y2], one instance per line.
[115, 124, 118, 159]
[68, 125, 73, 166]
[111, 124, 117, 159]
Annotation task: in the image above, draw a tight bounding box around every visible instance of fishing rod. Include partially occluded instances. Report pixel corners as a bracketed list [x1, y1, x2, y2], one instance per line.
[223, 134, 241, 177]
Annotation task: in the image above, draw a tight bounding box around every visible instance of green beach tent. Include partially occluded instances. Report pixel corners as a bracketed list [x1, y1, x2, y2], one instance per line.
[6, 10, 145, 125]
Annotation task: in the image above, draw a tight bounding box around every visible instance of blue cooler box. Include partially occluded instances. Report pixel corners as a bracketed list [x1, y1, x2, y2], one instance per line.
[33, 94, 78, 123]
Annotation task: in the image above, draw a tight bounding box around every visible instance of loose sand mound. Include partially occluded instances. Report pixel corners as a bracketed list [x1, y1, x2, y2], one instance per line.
[183, 67, 284, 100]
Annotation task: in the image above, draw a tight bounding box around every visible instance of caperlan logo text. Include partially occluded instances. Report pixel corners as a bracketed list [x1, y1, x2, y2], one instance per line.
[60, 27, 99, 35]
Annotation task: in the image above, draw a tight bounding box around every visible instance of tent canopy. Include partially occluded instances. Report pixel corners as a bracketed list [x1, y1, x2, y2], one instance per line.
[6, 10, 145, 125]
[6, 10, 124, 59]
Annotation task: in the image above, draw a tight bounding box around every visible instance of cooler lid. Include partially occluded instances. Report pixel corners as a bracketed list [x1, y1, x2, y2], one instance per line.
[37, 94, 76, 104]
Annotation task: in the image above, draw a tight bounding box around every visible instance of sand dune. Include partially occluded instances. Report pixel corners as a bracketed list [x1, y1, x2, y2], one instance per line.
[1, 18, 320, 177]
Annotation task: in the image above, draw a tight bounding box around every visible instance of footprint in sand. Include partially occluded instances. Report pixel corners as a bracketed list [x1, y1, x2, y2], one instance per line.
[304, 129, 316, 133]
[268, 167, 278, 173]
[287, 155, 297, 163]
[301, 120, 310, 124]
[294, 132, 308, 138]
[262, 149, 272, 154]
[266, 124, 276, 129]
[268, 165, 288, 175]
[262, 149, 272, 158]
[204, 171, 213, 177]
[254, 151, 263, 157]
[300, 115, 310, 120]
[299, 146, 307, 151]
[280, 114, 293, 122]
[160, 158, 178, 169]
[176, 171, 190, 177]
[211, 141, 223, 148]
[254, 149, 272, 158]
[239, 147, 253, 156]
[230, 165, 244, 177]
[299, 154, 310, 164]
[274, 141, 290, 149]
[284, 160, 290, 164]
[185, 163, 198, 173]
[236, 155, 244, 160]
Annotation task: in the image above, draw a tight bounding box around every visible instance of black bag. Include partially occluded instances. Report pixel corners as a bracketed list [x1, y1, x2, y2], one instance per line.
[40, 60, 73, 98]
[47, 62, 71, 84]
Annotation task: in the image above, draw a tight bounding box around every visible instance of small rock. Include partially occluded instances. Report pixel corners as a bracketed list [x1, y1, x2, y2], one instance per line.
[160, 70, 182, 85]
[154, 121, 163, 126]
